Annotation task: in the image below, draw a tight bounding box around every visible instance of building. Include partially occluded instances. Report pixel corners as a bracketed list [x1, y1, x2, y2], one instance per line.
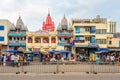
[26, 30, 61, 52]
[71, 15, 116, 56]
[42, 12, 55, 31]
[0, 20, 13, 52]
[8, 16, 28, 50]
[107, 33, 120, 51]
[57, 16, 73, 51]
[26, 12, 65, 53]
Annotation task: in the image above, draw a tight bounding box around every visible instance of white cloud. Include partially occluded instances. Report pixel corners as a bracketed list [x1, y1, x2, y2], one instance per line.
[0, 0, 119, 31]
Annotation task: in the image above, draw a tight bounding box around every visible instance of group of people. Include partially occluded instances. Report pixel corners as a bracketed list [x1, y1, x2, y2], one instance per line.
[1, 52, 120, 66]
[0, 53, 31, 66]
[89, 53, 120, 64]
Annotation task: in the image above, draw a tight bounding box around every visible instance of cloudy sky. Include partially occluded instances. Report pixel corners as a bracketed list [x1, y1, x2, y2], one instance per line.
[0, 0, 120, 31]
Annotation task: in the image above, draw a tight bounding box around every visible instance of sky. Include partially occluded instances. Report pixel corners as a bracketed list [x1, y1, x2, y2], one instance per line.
[0, 0, 120, 32]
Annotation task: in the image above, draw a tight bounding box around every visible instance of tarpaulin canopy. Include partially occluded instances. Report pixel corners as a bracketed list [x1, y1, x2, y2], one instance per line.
[95, 48, 110, 53]
[49, 50, 71, 54]
[4, 50, 18, 53]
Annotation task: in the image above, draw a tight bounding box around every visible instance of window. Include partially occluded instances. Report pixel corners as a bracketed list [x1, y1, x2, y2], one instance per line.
[76, 36, 84, 40]
[96, 39, 106, 44]
[90, 26, 96, 33]
[0, 36, 4, 41]
[96, 29, 106, 34]
[9, 37, 12, 40]
[0, 26, 4, 30]
[75, 27, 80, 33]
[85, 28, 90, 32]
[85, 37, 90, 41]
[35, 38, 41, 43]
[43, 38, 49, 43]
[28, 37, 32, 43]
[109, 41, 112, 45]
[91, 36, 96, 43]
[51, 38, 56, 43]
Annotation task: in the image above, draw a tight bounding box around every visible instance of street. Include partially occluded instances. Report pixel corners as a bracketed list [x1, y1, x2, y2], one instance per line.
[0, 72, 120, 80]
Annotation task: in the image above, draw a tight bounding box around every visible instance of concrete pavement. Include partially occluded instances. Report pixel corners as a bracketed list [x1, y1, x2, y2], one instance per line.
[0, 72, 120, 80]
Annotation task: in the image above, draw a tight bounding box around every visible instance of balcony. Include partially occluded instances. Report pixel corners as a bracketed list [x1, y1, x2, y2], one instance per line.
[50, 43, 57, 48]
[8, 40, 26, 46]
[9, 40, 26, 44]
[58, 40, 68, 44]
[74, 40, 88, 47]
[8, 43, 26, 46]
[57, 32, 73, 37]
[74, 40, 85, 43]
[8, 33, 26, 37]
[58, 40, 73, 46]
[58, 43, 73, 46]
[42, 43, 49, 48]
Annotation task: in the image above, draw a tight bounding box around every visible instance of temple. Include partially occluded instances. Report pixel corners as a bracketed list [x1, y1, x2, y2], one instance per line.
[42, 12, 55, 31]
[8, 16, 28, 50]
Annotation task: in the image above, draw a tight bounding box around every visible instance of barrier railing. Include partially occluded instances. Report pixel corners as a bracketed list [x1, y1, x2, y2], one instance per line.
[0, 61, 120, 74]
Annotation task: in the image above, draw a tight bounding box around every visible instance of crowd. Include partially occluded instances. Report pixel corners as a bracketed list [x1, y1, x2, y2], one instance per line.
[0, 52, 120, 66]
[0, 53, 31, 66]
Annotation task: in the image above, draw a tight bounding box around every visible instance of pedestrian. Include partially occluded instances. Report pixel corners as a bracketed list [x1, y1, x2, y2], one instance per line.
[7, 55, 11, 66]
[3, 54, 7, 66]
[14, 54, 19, 67]
[10, 54, 15, 67]
[19, 55, 24, 66]
[110, 54, 115, 65]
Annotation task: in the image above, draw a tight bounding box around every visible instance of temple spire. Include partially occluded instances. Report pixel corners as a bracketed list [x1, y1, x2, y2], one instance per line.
[16, 15, 24, 27]
[61, 15, 67, 26]
[48, 8, 50, 16]
[42, 11, 55, 31]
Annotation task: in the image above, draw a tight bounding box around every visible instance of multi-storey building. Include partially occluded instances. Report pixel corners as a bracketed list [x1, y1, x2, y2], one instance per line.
[57, 16, 73, 51]
[26, 30, 60, 52]
[107, 33, 120, 51]
[71, 15, 116, 56]
[0, 20, 13, 52]
[8, 16, 28, 50]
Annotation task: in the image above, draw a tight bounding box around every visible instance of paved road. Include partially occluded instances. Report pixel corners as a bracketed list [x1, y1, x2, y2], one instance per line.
[0, 72, 120, 80]
[1, 63, 120, 73]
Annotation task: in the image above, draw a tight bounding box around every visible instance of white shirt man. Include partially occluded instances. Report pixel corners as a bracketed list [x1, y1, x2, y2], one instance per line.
[110, 56, 115, 61]
[50, 57, 56, 62]
[11, 54, 15, 61]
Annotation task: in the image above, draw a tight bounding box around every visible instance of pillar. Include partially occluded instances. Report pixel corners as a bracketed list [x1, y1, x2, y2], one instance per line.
[49, 36, 51, 50]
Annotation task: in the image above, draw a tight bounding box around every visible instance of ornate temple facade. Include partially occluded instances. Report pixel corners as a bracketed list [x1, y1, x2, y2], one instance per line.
[26, 13, 63, 52]
[26, 30, 60, 52]
[7, 16, 28, 50]
[42, 13, 55, 31]
[57, 16, 73, 51]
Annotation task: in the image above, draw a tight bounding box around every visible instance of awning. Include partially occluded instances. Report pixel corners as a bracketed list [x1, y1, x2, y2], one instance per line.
[75, 45, 88, 47]
[49, 50, 71, 54]
[88, 43, 99, 48]
[4, 50, 18, 53]
[96, 48, 110, 53]
[109, 49, 120, 51]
